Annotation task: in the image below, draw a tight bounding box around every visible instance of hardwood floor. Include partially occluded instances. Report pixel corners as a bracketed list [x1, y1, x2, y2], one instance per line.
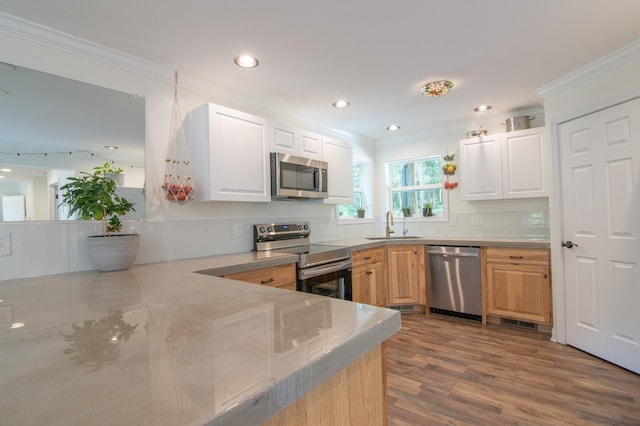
[386, 313, 640, 425]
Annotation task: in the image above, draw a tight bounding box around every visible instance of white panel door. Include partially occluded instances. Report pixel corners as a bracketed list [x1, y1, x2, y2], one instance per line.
[299, 130, 323, 159]
[459, 135, 502, 200]
[185, 103, 270, 202]
[210, 105, 270, 202]
[322, 137, 352, 204]
[271, 123, 297, 155]
[502, 128, 548, 198]
[560, 97, 640, 373]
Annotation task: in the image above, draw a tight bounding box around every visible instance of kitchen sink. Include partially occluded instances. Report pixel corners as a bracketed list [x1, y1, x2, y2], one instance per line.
[366, 236, 421, 240]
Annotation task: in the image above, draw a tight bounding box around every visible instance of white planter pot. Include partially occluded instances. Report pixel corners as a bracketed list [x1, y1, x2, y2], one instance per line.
[87, 234, 140, 272]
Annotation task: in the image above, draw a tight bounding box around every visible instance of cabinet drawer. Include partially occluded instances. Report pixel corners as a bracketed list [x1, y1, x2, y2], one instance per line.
[224, 264, 296, 290]
[352, 247, 384, 267]
[486, 248, 549, 265]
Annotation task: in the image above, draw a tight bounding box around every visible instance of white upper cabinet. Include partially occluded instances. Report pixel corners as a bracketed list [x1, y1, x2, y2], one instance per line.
[322, 136, 353, 204]
[299, 130, 323, 159]
[185, 103, 271, 202]
[501, 129, 547, 198]
[270, 123, 323, 159]
[459, 134, 503, 200]
[459, 127, 547, 201]
[271, 123, 297, 155]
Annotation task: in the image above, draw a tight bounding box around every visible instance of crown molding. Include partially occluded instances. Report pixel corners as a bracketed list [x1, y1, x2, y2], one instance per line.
[537, 38, 640, 99]
[0, 12, 172, 82]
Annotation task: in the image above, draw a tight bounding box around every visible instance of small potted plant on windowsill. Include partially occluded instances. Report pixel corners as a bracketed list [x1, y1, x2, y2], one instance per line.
[355, 203, 371, 219]
[422, 202, 433, 217]
[60, 163, 139, 272]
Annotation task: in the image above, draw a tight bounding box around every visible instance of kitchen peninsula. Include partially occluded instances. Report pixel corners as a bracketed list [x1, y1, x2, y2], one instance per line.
[0, 253, 401, 426]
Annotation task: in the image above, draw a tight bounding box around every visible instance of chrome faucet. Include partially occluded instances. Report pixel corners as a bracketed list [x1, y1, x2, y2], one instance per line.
[385, 211, 394, 238]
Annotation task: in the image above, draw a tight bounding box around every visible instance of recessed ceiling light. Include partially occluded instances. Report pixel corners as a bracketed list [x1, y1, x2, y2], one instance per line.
[332, 100, 350, 108]
[419, 80, 454, 97]
[234, 55, 259, 68]
[104, 145, 118, 150]
[386, 124, 401, 131]
[474, 105, 492, 112]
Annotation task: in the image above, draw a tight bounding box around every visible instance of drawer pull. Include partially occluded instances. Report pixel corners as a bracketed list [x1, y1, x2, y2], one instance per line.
[367, 271, 373, 275]
[364, 256, 372, 260]
[509, 256, 524, 259]
[261, 278, 274, 284]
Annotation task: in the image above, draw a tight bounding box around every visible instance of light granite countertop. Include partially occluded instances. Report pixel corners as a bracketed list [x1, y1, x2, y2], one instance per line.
[0, 254, 401, 426]
[319, 235, 551, 251]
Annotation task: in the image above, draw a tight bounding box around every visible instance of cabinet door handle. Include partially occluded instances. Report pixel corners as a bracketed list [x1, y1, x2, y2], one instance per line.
[367, 271, 373, 275]
[509, 256, 524, 259]
[261, 278, 274, 284]
[364, 256, 372, 260]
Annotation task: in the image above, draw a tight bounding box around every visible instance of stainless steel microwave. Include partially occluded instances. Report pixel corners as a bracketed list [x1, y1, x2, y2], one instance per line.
[270, 152, 328, 200]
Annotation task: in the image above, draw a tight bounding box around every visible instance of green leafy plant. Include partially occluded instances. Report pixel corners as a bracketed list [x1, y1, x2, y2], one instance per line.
[60, 163, 135, 236]
[423, 202, 433, 209]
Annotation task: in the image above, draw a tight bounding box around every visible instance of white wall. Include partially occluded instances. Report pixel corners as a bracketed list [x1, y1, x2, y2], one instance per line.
[538, 38, 640, 343]
[374, 121, 550, 238]
[0, 17, 551, 280]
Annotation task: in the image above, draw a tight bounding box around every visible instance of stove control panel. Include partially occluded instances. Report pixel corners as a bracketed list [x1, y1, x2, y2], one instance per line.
[254, 222, 310, 240]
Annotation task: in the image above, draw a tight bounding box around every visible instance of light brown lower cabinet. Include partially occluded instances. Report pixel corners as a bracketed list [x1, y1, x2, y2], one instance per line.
[224, 263, 297, 291]
[263, 344, 388, 426]
[352, 247, 386, 307]
[485, 248, 552, 325]
[386, 245, 426, 307]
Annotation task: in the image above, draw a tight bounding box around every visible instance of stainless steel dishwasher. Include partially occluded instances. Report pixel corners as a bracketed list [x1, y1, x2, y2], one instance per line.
[427, 245, 482, 321]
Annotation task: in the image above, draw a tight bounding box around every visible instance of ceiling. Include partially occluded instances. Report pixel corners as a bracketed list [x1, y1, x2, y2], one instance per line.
[1, 0, 640, 142]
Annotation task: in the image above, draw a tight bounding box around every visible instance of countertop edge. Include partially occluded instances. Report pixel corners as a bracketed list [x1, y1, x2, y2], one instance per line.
[320, 237, 551, 251]
[210, 305, 402, 426]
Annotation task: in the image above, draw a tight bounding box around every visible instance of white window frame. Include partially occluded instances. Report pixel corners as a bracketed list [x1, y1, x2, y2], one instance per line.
[385, 154, 449, 222]
[337, 161, 374, 223]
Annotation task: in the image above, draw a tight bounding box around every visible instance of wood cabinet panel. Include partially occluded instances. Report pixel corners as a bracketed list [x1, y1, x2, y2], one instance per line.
[386, 245, 426, 306]
[224, 264, 296, 291]
[484, 248, 552, 325]
[352, 247, 384, 265]
[352, 248, 386, 307]
[486, 247, 549, 265]
[263, 344, 387, 426]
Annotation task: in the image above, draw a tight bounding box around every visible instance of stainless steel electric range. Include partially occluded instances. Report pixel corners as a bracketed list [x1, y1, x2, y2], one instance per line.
[254, 222, 352, 300]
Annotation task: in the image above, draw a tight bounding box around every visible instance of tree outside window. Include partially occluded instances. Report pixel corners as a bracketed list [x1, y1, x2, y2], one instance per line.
[387, 156, 445, 218]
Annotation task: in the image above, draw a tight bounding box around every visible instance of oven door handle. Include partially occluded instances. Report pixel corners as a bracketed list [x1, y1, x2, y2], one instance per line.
[298, 259, 352, 280]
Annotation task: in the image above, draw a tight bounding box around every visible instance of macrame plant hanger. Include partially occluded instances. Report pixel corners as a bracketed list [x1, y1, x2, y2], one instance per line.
[162, 70, 194, 203]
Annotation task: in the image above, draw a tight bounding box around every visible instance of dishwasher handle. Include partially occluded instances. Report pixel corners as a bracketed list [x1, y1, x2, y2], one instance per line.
[427, 250, 479, 258]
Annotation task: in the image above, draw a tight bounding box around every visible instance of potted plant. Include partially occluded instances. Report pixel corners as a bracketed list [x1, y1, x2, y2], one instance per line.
[60, 163, 139, 271]
[401, 206, 411, 217]
[422, 202, 433, 217]
[354, 203, 370, 218]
